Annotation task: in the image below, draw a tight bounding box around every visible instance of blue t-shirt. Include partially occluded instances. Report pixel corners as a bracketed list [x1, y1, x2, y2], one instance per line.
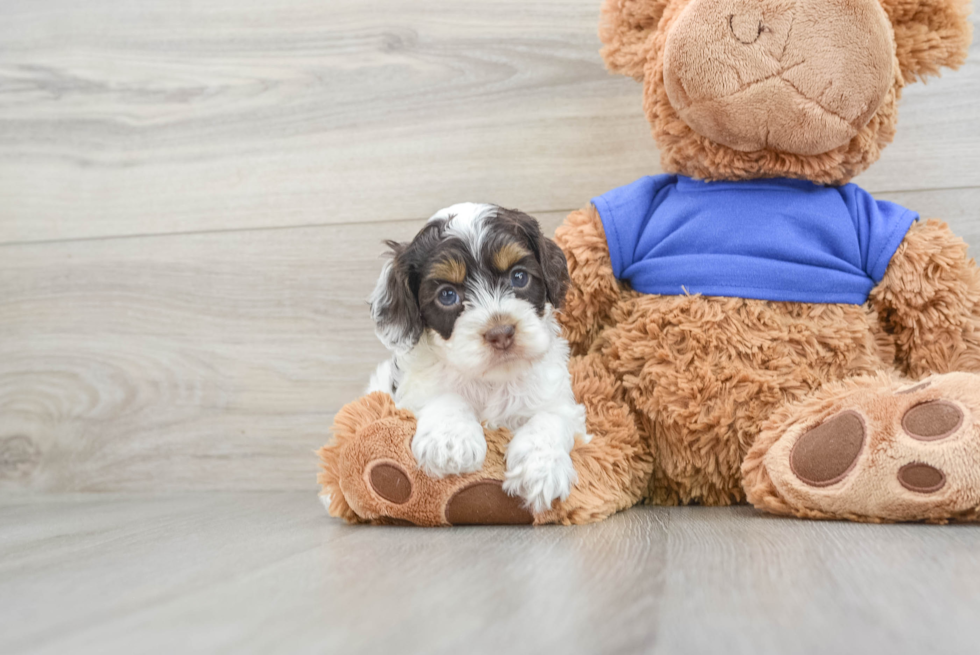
[592, 175, 918, 304]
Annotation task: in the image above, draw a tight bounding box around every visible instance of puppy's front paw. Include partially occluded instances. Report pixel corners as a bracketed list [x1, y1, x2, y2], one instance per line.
[503, 443, 577, 514]
[411, 414, 487, 479]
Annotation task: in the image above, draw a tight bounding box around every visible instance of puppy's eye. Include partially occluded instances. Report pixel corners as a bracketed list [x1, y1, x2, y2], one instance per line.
[510, 269, 529, 289]
[437, 286, 460, 307]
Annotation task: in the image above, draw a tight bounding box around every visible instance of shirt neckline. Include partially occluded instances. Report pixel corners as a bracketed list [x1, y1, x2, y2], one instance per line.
[674, 175, 825, 193]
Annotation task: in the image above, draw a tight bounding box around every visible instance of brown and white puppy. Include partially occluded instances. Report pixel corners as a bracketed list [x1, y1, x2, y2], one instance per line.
[367, 203, 588, 512]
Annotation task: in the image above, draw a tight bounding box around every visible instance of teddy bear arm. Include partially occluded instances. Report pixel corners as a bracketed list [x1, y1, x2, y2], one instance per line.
[869, 219, 980, 378]
[553, 204, 623, 354]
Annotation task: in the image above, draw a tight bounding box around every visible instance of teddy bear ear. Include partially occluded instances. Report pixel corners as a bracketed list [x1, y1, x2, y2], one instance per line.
[880, 0, 974, 83]
[599, 0, 671, 80]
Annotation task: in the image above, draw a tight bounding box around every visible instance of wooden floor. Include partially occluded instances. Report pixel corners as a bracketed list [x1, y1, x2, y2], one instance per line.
[1, 1, 979, 652]
[4, 494, 980, 655]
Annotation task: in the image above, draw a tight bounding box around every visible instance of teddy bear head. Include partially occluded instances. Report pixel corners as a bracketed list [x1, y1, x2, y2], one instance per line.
[600, 0, 973, 184]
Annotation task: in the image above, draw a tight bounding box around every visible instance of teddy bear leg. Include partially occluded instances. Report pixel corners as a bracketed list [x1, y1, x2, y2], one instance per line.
[743, 371, 980, 523]
[318, 392, 533, 527]
[318, 351, 651, 526]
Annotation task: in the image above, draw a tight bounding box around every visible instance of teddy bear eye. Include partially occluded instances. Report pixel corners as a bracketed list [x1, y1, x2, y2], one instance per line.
[510, 269, 529, 289]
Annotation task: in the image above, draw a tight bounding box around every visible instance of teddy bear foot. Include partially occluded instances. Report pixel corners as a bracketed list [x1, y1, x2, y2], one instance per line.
[318, 354, 651, 526]
[743, 372, 980, 523]
[364, 459, 534, 527]
[317, 391, 532, 526]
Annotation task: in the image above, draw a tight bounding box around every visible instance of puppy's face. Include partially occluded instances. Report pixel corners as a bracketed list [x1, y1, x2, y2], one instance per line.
[371, 203, 570, 380]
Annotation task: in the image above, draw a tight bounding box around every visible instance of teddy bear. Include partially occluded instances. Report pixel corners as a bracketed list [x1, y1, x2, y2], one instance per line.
[318, 0, 978, 525]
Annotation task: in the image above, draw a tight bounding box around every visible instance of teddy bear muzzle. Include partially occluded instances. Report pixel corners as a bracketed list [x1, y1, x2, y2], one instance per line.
[661, 0, 895, 156]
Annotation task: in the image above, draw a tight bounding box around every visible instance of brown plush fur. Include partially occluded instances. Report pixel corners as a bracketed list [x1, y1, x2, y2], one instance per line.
[884, 0, 975, 82]
[320, 0, 979, 525]
[870, 220, 980, 378]
[554, 205, 625, 355]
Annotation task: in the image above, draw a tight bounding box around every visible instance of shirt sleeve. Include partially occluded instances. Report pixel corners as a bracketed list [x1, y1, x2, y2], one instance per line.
[591, 175, 676, 280]
[839, 184, 919, 284]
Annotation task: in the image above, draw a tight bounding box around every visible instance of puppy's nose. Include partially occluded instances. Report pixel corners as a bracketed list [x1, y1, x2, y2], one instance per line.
[484, 324, 516, 351]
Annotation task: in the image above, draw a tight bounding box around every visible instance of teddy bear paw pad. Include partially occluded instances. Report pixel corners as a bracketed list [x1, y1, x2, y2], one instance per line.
[897, 462, 946, 494]
[790, 410, 865, 487]
[444, 481, 534, 526]
[901, 400, 963, 441]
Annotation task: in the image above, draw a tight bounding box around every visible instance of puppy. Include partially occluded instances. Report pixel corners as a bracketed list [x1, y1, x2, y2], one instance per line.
[367, 203, 589, 512]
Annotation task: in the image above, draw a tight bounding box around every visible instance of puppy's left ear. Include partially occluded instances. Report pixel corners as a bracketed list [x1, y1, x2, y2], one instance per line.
[369, 240, 423, 352]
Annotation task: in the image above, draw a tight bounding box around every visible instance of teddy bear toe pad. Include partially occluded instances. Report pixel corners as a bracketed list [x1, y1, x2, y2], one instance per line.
[756, 373, 980, 522]
[901, 400, 963, 441]
[367, 461, 413, 504]
[897, 462, 946, 494]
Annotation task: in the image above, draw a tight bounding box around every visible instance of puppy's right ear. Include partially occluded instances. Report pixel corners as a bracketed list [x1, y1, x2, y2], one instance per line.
[369, 240, 422, 352]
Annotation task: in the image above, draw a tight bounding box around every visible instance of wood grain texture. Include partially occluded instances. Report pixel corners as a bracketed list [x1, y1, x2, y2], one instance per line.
[2, 495, 980, 655]
[0, 0, 656, 244]
[657, 507, 980, 655]
[0, 1, 976, 244]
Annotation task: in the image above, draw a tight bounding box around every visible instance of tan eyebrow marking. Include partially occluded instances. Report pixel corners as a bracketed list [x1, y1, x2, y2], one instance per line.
[429, 258, 467, 284]
[493, 242, 531, 272]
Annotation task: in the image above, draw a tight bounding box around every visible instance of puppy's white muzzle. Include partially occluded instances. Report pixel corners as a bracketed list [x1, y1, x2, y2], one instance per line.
[435, 291, 552, 381]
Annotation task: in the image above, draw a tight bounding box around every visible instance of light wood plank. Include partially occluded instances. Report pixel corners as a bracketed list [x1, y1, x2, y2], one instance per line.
[0, 2, 976, 244]
[656, 507, 980, 655]
[0, 493, 671, 655]
[3, 494, 980, 655]
[0, 0, 656, 244]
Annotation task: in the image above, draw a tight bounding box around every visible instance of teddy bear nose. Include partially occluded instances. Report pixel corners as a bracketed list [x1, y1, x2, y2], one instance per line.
[485, 324, 516, 351]
[728, 12, 765, 44]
